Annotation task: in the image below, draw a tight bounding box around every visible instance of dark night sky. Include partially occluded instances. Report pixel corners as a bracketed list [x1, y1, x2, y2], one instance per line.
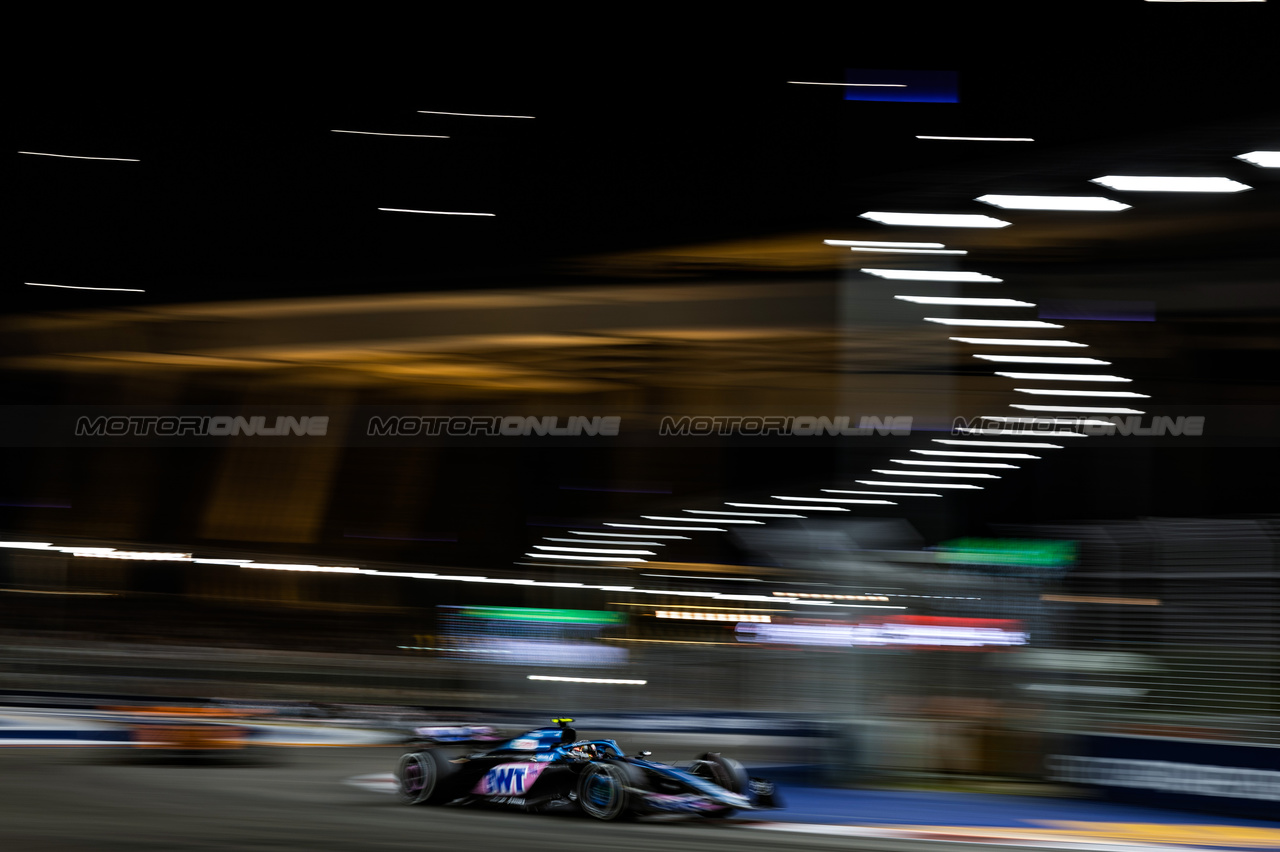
[13, 5, 1278, 309]
[7, 6, 1278, 558]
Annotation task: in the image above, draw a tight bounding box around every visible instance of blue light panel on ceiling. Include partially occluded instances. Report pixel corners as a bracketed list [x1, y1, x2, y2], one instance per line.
[844, 69, 959, 103]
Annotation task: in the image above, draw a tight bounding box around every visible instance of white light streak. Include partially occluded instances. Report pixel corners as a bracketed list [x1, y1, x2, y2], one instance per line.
[1090, 175, 1251, 193]
[683, 510, 806, 518]
[641, 516, 763, 524]
[770, 495, 896, 505]
[824, 240, 946, 248]
[713, 594, 795, 602]
[872, 469, 999, 479]
[378, 208, 495, 216]
[976, 354, 1111, 364]
[952, 429, 1088, 438]
[1014, 388, 1149, 398]
[1236, 151, 1280, 168]
[726, 503, 849, 511]
[1010, 404, 1146, 414]
[857, 480, 983, 490]
[26, 282, 146, 292]
[54, 547, 193, 561]
[979, 416, 1112, 426]
[845, 246, 968, 255]
[527, 675, 646, 685]
[897, 296, 1033, 307]
[915, 136, 1033, 142]
[524, 552, 647, 562]
[603, 524, 726, 531]
[860, 211, 1011, 228]
[657, 610, 771, 622]
[821, 489, 943, 497]
[532, 546, 655, 555]
[933, 439, 1066, 448]
[18, 151, 139, 161]
[951, 337, 1086, 347]
[0, 542, 54, 549]
[890, 459, 1018, 469]
[544, 538, 667, 545]
[927, 318, 1062, 328]
[569, 531, 691, 539]
[418, 110, 534, 118]
[791, 600, 908, 609]
[976, 194, 1130, 211]
[995, 372, 1131, 382]
[911, 449, 1040, 459]
[250, 564, 362, 573]
[862, 269, 1002, 282]
[331, 129, 448, 138]
[191, 558, 255, 565]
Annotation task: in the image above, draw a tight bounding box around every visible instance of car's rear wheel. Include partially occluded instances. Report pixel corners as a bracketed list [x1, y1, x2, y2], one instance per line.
[396, 750, 454, 805]
[577, 762, 635, 820]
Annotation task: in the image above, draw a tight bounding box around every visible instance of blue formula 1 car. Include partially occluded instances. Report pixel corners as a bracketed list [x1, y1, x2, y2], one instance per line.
[395, 718, 781, 820]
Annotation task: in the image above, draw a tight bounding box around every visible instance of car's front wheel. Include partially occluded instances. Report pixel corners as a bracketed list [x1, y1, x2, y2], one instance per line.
[576, 762, 636, 820]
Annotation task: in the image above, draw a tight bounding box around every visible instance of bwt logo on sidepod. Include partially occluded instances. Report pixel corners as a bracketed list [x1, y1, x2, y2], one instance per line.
[477, 763, 546, 795]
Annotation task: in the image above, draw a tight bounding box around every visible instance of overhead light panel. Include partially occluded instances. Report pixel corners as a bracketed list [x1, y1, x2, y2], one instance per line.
[770, 495, 896, 505]
[951, 337, 1086, 347]
[1010, 404, 1146, 414]
[569, 531, 691, 539]
[860, 211, 1011, 228]
[641, 516, 763, 524]
[933, 439, 1066, 448]
[871, 470, 1000, 479]
[525, 552, 648, 562]
[976, 194, 1130, 211]
[684, 510, 806, 518]
[726, 503, 849, 511]
[1013, 388, 1149, 398]
[1236, 151, 1280, 168]
[857, 480, 983, 490]
[863, 269, 1002, 282]
[994, 372, 1131, 382]
[976, 355, 1110, 364]
[927, 318, 1062, 328]
[824, 239, 946, 248]
[532, 546, 655, 555]
[822, 489, 944, 497]
[545, 538, 667, 545]
[912, 450, 1040, 459]
[603, 524, 725, 531]
[896, 296, 1032, 306]
[890, 459, 1019, 469]
[980, 416, 1112, 426]
[1089, 175, 1251, 193]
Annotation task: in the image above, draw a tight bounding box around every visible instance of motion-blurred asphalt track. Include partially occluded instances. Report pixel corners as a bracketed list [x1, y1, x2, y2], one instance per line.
[3, 747, 1277, 852]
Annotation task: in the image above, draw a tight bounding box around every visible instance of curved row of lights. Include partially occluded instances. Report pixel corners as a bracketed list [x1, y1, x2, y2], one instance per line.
[530, 145, 1275, 570]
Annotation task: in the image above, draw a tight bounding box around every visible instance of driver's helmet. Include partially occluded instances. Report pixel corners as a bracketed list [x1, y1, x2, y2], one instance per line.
[566, 741, 598, 760]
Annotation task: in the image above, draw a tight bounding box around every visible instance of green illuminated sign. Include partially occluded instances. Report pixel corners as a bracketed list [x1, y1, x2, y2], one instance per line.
[457, 606, 625, 625]
[936, 538, 1076, 568]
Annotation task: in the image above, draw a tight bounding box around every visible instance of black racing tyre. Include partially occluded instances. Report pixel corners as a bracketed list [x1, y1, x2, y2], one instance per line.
[396, 750, 454, 805]
[695, 752, 749, 795]
[576, 762, 638, 821]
